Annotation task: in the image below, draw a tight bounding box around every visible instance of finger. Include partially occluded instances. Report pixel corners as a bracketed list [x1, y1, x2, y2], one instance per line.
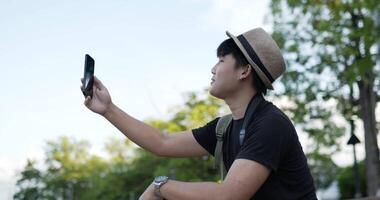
[84, 96, 91, 106]
[85, 96, 91, 106]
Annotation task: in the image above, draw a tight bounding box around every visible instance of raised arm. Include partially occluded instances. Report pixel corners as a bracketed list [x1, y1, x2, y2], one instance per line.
[82, 77, 208, 157]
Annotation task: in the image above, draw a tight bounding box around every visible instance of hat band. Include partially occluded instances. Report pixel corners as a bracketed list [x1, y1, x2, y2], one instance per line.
[237, 35, 274, 83]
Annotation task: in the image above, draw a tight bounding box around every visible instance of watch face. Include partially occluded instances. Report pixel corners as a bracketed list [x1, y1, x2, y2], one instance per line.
[155, 176, 168, 183]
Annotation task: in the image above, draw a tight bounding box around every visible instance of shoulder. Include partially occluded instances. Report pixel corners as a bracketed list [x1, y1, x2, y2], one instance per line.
[253, 102, 295, 135]
[192, 117, 220, 133]
[191, 117, 220, 156]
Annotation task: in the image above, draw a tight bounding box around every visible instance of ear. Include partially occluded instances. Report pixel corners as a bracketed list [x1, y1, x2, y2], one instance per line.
[239, 64, 253, 80]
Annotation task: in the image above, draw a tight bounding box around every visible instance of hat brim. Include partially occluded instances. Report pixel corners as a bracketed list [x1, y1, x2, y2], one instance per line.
[226, 31, 274, 90]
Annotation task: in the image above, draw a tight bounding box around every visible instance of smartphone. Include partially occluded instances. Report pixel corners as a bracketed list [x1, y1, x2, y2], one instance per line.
[82, 54, 95, 97]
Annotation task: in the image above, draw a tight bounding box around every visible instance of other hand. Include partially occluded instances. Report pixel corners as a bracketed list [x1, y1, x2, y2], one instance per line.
[139, 183, 163, 200]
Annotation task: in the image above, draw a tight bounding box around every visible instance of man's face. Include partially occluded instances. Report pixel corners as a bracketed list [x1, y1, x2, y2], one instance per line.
[210, 54, 241, 99]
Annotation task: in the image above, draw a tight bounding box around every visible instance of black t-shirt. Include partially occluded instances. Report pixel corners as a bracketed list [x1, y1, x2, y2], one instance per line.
[192, 96, 317, 200]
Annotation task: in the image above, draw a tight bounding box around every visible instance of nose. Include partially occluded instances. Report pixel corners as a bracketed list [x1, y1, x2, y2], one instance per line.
[211, 64, 216, 75]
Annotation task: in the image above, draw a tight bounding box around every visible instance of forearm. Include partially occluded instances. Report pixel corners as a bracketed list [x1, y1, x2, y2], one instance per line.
[160, 180, 230, 200]
[103, 103, 165, 154]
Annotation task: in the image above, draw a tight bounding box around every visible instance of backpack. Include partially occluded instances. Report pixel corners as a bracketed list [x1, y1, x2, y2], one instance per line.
[214, 114, 232, 180]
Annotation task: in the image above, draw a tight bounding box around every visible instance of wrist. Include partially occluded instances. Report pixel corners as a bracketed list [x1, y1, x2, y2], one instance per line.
[153, 176, 169, 198]
[102, 102, 117, 119]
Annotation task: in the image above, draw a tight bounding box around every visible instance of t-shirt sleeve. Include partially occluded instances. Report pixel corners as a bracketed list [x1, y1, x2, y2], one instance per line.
[236, 114, 292, 171]
[191, 117, 220, 156]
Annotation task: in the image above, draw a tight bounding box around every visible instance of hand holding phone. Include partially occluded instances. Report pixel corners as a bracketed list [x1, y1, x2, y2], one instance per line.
[82, 54, 95, 97]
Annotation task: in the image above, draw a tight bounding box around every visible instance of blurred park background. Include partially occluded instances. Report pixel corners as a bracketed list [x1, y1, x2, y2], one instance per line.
[0, 0, 379, 199]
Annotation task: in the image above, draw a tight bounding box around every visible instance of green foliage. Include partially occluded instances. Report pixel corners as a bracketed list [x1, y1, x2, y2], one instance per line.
[307, 152, 338, 189]
[14, 160, 44, 200]
[14, 91, 223, 199]
[337, 160, 367, 199]
[270, 0, 380, 191]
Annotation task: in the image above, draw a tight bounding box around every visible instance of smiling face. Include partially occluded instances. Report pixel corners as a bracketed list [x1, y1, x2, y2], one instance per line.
[210, 54, 241, 99]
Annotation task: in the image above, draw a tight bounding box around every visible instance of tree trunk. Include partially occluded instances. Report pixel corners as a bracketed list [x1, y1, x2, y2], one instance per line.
[358, 73, 380, 196]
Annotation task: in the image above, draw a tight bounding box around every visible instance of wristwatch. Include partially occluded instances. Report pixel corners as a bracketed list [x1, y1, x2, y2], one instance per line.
[153, 176, 169, 198]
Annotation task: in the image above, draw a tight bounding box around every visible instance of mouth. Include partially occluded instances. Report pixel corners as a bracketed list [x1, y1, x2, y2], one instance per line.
[211, 78, 215, 84]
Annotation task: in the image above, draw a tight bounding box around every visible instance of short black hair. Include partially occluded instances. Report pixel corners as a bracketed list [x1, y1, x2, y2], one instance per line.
[216, 38, 267, 95]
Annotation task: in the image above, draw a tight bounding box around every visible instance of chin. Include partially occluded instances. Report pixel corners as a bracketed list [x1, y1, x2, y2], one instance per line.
[209, 87, 224, 100]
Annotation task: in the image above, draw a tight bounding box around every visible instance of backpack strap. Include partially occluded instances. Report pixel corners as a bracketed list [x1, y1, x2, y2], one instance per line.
[214, 114, 232, 180]
[239, 94, 264, 146]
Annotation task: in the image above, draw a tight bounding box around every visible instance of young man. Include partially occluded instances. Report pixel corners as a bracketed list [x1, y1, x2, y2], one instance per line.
[82, 28, 317, 200]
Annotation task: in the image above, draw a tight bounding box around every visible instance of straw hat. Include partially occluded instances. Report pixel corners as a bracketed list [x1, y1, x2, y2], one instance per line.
[226, 28, 286, 90]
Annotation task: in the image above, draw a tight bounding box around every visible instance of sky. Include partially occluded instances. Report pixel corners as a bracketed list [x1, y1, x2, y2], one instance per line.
[0, 0, 369, 199]
[0, 0, 273, 198]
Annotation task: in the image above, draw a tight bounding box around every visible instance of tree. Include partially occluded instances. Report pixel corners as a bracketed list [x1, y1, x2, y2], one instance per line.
[14, 160, 44, 200]
[270, 0, 380, 196]
[14, 91, 225, 199]
[337, 160, 367, 199]
[14, 137, 111, 200]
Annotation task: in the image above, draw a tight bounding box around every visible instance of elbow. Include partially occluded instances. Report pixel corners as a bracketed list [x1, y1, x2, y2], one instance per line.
[141, 145, 166, 157]
[152, 135, 169, 157]
[154, 148, 167, 157]
[145, 148, 163, 157]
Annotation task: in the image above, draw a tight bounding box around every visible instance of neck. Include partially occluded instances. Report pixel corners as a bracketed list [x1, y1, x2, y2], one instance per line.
[225, 87, 258, 120]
